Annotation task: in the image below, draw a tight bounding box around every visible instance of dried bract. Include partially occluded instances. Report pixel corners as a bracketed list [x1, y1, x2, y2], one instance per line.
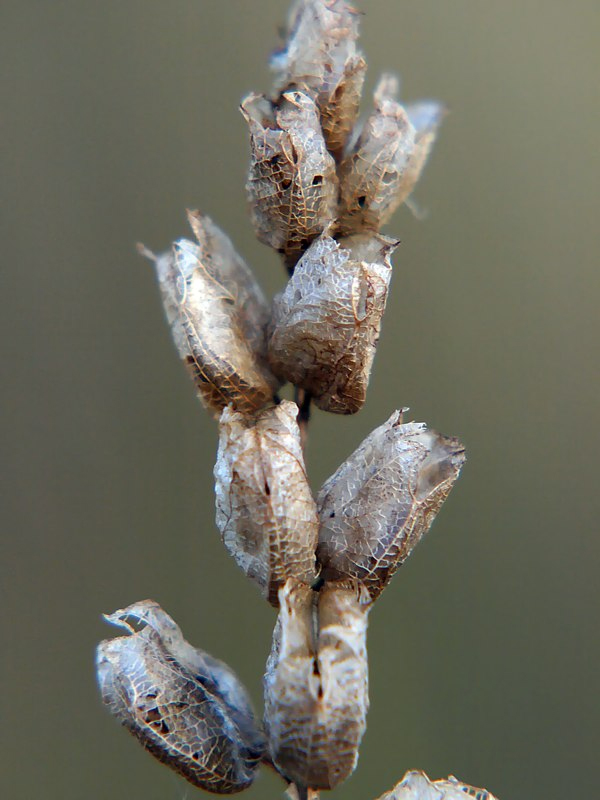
[96, 600, 265, 794]
[337, 74, 444, 234]
[214, 401, 319, 606]
[268, 232, 399, 414]
[317, 412, 466, 600]
[242, 90, 338, 266]
[375, 770, 499, 800]
[146, 211, 278, 415]
[264, 579, 370, 789]
[271, 0, 367, 159]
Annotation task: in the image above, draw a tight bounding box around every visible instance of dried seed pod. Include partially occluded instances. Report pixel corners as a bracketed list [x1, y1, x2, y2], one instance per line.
[241, 90, 338, 267]
[264, 579, 371, 790]
[375, 770, 499, 800]
[144, 211, 278, 415]
[337, 74, 444, 234]
[270, 0, 367, 159]
[214, 401, 319, 606]
[96, 600, 265, 794]
[317, 412, 466, 600]
[268, 232, 399, 414]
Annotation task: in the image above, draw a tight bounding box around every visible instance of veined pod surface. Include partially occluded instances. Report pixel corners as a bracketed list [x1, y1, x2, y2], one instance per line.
[145, 210, 278, 415]
[270, 0, 367, 160]
[375, 770, 499, 800]
[264, 578, 371, 789]
[317, 412, 466, 600]
[214, 401, 319, 606]
[241, 90, 338, 267]
[268, 232, 399, 414]
[337, 74, 444, 235]
[96, 600, 265, 794]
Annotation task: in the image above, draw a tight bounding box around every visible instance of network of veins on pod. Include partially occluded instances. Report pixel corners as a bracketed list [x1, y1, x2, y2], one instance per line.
[96, 2, 498, 799]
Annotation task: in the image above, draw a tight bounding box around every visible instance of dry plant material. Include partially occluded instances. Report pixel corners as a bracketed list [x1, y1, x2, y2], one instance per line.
[97, 601, 265, 794]
[100, 2, 492, 797]
[146, 211, 278, 415]
[337, 74, 444, 235]
[270, 0, 367, 159]
[264, 579, 370, 789]
[375, 770, 499, 800]
[241, 90, 339, 267]
[214, 401, 318, 606]
[317, 412, 466, 600]
[268, 232, 399, 414]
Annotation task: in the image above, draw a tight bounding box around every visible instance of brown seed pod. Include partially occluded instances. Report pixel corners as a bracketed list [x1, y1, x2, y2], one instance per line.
[264, 579, 371, 790]
[144, 211, 279, 415]
[375, 770, 499, 800]
[96, 600, 265, 794]
[268, 232, 399, 414]
[270, 0, 367, 160]
[317, 412, 466, 600]
[241, 90, 339, 267]
[214, 401, 319, 606]
[337, 74, 444, 235]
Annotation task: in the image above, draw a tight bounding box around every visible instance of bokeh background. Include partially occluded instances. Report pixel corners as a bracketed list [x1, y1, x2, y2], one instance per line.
[2, 1, 599, 798]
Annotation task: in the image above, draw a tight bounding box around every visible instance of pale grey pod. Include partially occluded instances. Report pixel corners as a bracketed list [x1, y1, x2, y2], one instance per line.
[268, 232, 399, 414]
[270, 0, 367, 159]
[375, 770, 499, 800]
[214, 401, 319, 606]
[144, 211, 279, 415]
[317, 412, 466, 600]
[264, 579, 371, 790]
[337, 74, 444, 235]
[241, 90, 339, 267]
[96, 600, 265, 794]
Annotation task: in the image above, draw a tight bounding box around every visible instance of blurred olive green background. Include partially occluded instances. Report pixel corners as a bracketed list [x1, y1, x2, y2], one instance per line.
[2, 1, 599, 798]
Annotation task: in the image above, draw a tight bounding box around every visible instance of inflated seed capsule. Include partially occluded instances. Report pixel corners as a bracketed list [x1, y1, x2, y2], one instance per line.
[214, 401, 319, 606]
[142, 211, 279, 416]
[270, 0, 367, 160]
[264, 579, 371, 790]
[375, 770, 499, 800]
[317, 412, 466, 600]
[96, 600, 265, 794]
[268, 232, 399, 414]
[241, 90, 338, 267]
[337, 74, 444, 235]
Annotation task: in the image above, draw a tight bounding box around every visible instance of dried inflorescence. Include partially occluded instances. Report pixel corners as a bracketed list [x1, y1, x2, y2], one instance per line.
[317, 412, 466, 600]
[375, 770, 499, 800]
[98, 1, 497, 798]
[268, 232, 399, 413]
[214, 401, 318, 606]
[242, 91, 339, 268]
[264, 579, 370, 789]
[143, 211, 278, 416]
[337, 74, 445, 236]
[270, 0, 366, 160]
[97, 601, 265, 794]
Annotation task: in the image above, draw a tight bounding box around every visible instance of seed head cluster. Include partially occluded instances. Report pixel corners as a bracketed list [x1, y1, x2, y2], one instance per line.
[96, 3, 497, 798]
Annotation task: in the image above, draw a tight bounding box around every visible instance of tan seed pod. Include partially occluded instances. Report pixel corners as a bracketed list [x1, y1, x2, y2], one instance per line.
[264, 579, 371, 790]
[96, 600, 265, 794]
[337, 74, 444, 235]
[214, 401, 319, 606]
[317, 412, 466, 600]
[241, 90, 339, 267]
[375, 770, 499, 800]
[268, 232, 399, 414]
[144, 211, 279, 415]
[270, 0, 367, 159]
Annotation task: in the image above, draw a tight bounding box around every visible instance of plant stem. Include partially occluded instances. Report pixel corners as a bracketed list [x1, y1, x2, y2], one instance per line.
[295, 387, 312, 451]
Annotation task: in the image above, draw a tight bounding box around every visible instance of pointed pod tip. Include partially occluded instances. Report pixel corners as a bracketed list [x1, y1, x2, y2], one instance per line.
[136, 242, 156, 262]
